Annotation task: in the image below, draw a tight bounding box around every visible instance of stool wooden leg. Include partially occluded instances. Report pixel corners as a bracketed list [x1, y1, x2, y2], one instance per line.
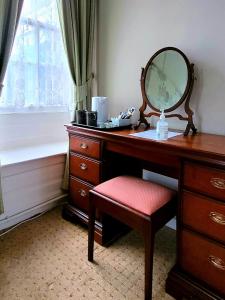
[88, 194, 96, 262]
[144, 226, 155, 300]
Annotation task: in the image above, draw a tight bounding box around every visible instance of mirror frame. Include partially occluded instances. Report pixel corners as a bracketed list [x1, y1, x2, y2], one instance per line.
[138, 47, 197, 135]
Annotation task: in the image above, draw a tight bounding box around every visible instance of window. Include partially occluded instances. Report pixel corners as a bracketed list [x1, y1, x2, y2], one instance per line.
[0, 0, 73, 113]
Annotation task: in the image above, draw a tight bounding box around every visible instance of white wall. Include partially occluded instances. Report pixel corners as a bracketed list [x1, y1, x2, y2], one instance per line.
[98, 0, 225, 135]
[0, 112, 70, 150]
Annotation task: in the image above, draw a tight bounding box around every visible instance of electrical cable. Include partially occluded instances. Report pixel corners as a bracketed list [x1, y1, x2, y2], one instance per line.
[0, 199, 67, 238]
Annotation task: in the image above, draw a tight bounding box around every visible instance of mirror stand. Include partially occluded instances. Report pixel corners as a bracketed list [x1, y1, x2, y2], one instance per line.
[136, 47, 197, 136]
[137, 64, 197, 136]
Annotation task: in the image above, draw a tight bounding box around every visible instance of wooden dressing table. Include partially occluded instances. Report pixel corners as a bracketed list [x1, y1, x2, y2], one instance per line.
[64, 124, 225, 300]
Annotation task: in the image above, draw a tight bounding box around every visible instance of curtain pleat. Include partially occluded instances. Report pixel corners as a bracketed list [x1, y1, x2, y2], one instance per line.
[57, 0, 96, 113]
[57, 0, 96, 190]
[0, 0, 24, 96]
[0, 0, 24, 214]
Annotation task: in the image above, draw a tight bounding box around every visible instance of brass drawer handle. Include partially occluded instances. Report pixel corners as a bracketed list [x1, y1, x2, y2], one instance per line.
[80, 163, 87, 170]
[208, 255, 225, 271]
[80, 143, 88, 149]
[210, 178, 225, 190]
[79, 189, 87, 197]
[209, 212, 225, 225]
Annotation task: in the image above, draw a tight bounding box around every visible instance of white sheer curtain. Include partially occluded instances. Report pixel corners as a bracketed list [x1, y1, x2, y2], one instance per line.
[0, 0, 73, 113]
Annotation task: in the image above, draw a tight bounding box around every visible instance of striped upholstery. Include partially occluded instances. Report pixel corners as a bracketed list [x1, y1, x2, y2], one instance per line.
[93, 175, 175, 216]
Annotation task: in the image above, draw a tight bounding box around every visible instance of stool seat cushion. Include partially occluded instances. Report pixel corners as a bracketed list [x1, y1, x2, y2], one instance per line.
[93, 176, 176, 216]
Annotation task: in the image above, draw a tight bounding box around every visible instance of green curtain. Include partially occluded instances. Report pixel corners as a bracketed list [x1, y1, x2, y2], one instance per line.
[57, 0, 96, 190]
[57, 0, 96, 114]
[0, 0, 23, 96]
[0, 0, 23, 214]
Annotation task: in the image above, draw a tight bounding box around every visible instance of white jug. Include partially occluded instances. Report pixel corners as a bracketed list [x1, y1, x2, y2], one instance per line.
[91, 97, 109, 125]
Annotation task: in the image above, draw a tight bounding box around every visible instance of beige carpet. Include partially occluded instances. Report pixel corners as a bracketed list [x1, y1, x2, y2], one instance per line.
[0, 207, 175, 300]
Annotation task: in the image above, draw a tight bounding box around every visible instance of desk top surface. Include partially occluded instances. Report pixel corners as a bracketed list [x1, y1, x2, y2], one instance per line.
[66, 125, 225, 164]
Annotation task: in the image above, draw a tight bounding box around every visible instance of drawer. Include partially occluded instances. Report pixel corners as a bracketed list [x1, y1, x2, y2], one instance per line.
[70, 135, 101, 159]
[69, 177, 93, 211]
[182, 191, 225, 243]
[70, 153, 101, 185]
[180, 229, 225, 295]
[183, 162, 225, 202]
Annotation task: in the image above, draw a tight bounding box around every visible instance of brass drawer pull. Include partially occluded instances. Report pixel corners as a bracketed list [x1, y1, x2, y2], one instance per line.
[79, 189, 87, 197]
[80, 143, 88, 149]
[80, 163, 87, 170]
[208, 255, 225, 271]
[210, 178, 225, 190]
[209, 211, 225, 225]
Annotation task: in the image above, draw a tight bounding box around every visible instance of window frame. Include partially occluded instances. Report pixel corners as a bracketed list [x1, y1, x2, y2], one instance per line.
[0, 0, 73, 114]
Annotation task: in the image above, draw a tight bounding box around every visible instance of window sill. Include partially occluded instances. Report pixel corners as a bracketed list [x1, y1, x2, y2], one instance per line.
[0, 142, 68, 167]
[0, 107, 72, 115]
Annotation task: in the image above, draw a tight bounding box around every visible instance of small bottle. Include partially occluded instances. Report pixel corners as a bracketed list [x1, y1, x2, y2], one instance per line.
[156, 110, 168, 140]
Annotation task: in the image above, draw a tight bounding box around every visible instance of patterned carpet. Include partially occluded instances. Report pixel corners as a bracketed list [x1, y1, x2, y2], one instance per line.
[0, 207, 175, 300]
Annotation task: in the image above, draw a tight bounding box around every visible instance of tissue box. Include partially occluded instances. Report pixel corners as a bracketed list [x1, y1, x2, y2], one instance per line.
[111, 118, 130, 127]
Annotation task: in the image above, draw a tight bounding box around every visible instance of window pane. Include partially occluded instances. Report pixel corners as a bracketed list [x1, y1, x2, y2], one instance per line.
[23, 23, 37, 64]
[0, 0, 73, 112]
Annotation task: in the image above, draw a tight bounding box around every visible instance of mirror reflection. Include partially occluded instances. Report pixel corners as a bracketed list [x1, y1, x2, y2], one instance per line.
[145, 50, 188, 111]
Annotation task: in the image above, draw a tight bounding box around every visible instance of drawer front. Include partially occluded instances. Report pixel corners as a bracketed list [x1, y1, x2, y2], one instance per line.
[70, 154, 101, 185]
[183, 162, 225, 202]
[70, 177, 93, 211]
[182, 191, 225, 243]
[180, 229, 225, 295]
[70, 135, 101, 159]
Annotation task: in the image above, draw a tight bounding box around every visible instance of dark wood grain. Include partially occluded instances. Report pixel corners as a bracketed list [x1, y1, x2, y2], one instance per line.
[70, 134, 101, 159]
[66, 125, 225, 164]
[65, 125, 225, 299]
[182, 190, 225, 244]
[69, 176, 93, 212]
[70, 153, 101, 185]
[180, 229, 225, 296]
[183, 161, 225, 201]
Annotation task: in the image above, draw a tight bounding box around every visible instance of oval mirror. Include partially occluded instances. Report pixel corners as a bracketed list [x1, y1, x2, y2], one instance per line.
[138, 47, 197, 135]
[144, 48, 190, 112]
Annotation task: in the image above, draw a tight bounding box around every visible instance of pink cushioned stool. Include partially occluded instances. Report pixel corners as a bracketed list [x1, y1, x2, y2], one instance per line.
[88, 175, 177, 300]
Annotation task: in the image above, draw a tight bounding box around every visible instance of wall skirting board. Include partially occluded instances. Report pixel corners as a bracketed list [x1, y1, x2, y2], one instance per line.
[0, 194, 67, 231]
[0, 146, 67, 231]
